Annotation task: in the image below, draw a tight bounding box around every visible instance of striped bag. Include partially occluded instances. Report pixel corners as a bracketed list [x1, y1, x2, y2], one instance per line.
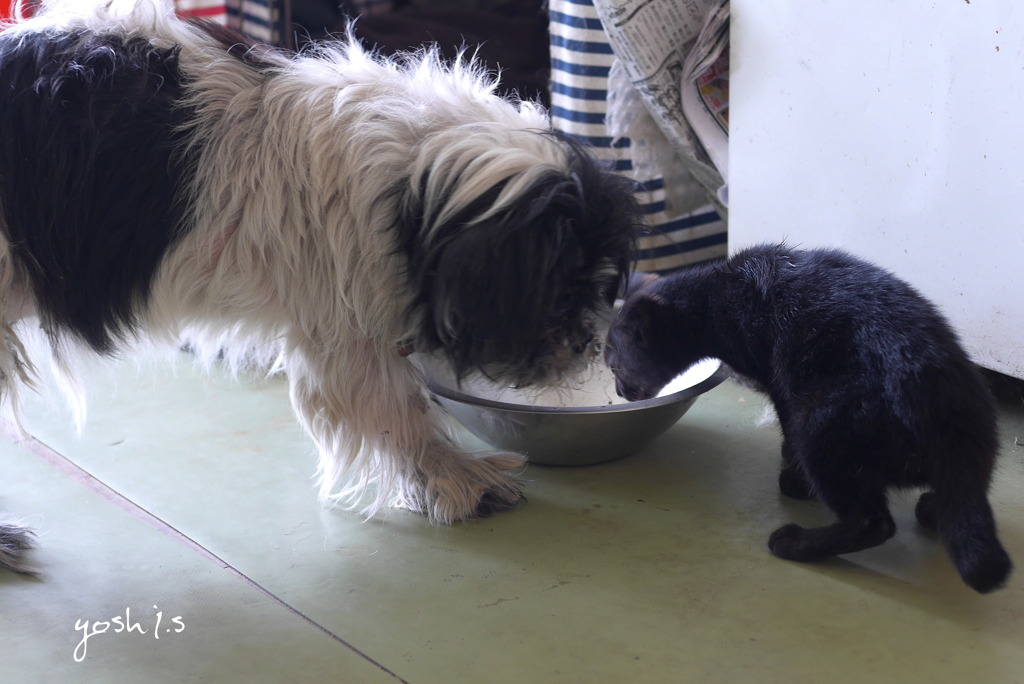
[549, 0, 726, 272]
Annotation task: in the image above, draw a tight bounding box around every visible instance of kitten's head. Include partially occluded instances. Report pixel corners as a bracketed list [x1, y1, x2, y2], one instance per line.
[605, 278, 697, 401]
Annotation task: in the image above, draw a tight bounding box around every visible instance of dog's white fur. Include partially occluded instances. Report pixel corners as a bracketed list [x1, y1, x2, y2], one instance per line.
[0, 0, 596, 526]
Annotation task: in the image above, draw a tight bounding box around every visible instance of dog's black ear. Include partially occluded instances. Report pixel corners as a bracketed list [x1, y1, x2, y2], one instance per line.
[395, 132, 642, 378]
[399, 158, 639, 374]
[409, 174, 604, 375]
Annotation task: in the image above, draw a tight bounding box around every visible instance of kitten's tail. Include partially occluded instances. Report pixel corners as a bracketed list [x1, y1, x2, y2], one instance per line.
[919, 428, 1013, 593]
[918, 491, 1012, 593]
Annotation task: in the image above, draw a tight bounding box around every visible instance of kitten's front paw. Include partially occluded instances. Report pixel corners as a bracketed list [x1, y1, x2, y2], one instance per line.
[768, 523, 809, 561]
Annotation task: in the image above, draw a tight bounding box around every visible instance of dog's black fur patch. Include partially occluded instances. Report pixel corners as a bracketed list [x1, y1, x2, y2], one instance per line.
[606, 243, 1013, 593]
[0, 29, 195, 352]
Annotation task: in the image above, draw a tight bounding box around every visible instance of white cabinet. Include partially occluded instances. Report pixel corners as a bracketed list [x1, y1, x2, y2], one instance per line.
[731, 1, 1024, 378]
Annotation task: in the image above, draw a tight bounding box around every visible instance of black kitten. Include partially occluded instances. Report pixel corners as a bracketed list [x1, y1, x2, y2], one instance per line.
[606, 243, 1013, 593]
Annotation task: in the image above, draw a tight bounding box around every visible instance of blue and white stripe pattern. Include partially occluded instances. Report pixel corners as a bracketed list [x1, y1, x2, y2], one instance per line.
[225, 0, 277, 44]
[548, 0, 727, 272]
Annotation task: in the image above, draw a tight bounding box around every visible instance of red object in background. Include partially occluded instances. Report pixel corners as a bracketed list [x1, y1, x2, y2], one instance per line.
[1, 0, 33, 20]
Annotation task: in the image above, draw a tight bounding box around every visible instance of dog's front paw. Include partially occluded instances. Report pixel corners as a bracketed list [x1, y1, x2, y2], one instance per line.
[470, 452, 528, 517]
[395, 450, 526, 524]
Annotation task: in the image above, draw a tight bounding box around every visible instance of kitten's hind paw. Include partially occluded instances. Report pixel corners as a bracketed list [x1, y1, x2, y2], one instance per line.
[778, 465, 814, 500]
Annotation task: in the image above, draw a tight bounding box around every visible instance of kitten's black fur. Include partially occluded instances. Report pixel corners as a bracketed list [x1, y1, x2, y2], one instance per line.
[606, 243, 1013, 593]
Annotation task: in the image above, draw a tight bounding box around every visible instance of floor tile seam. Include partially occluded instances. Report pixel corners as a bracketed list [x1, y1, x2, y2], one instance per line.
[1, 419, 410, 684]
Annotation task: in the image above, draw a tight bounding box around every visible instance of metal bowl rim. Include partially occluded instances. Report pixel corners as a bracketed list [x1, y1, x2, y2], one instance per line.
[426, 359, 731, 416]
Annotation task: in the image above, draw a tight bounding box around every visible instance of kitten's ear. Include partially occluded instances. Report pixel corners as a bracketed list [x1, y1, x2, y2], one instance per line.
[628, 292, 671, 342]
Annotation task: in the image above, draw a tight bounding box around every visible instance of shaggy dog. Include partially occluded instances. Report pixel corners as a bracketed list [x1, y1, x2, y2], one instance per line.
[0, 1, 641, 572]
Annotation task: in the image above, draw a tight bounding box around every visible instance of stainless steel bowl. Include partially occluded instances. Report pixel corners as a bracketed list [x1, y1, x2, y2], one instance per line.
[422, 358, 731, 466]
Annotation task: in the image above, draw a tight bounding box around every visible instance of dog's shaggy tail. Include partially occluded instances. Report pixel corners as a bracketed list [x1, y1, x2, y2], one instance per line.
[0, 518, 37, 575]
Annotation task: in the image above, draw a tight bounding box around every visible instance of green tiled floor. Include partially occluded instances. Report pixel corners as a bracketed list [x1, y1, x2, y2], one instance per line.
[2, 353, 1022, 683]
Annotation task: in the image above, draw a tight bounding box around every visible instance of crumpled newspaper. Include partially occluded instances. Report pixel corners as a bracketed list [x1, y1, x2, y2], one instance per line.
[599, 0, 729, 219]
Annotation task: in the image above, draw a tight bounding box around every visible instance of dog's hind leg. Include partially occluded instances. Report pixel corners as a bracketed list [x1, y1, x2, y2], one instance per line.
[287, 336, 525, 524]
[0, 325, 40, 574]
[0, 243, 41, 573]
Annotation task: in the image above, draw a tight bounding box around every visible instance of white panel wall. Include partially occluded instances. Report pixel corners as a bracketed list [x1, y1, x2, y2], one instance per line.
[731, 1, 1024, 378]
